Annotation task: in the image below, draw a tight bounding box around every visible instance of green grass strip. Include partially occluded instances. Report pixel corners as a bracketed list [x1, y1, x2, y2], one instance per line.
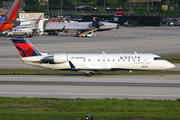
[0, 97, 180, 119]
[0, 69, 179, 75]
[162, 54, 180, 63]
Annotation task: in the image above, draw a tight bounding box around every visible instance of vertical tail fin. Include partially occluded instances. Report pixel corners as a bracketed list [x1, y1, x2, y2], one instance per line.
[10, 37, 41, 57]
[107, 11, 125, 23]
[35, 15, 42, 25]
[4, 0, 21, 21]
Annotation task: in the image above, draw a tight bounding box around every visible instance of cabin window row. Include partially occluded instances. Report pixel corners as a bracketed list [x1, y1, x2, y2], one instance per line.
[47, 24, 88, 27]
[83, 59, 140, 62]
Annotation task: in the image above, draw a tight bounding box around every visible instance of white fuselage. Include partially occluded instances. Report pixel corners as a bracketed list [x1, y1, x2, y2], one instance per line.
[44, 22, 118, 33]
[21, 53, 175, 71]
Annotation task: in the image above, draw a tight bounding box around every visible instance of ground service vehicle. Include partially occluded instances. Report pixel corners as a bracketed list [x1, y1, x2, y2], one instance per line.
[4, 27, 33, 37]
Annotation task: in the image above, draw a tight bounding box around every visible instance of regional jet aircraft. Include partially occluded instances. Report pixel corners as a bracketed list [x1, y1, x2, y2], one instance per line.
[0, 0, 21, 32]
[44, 11, 125, 37]
[10, 37, 175, 76]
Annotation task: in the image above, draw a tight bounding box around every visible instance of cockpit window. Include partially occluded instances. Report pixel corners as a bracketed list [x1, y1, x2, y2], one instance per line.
[154, 57, 164, 60]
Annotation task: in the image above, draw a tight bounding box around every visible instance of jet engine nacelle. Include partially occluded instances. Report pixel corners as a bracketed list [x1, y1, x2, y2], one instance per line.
[41, 53, 68, 64]
[54, 53, 68, 64]
[92, 21, 103, 28]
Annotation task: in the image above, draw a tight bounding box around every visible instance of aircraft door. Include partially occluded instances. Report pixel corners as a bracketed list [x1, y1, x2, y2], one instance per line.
[142, 57, 149, 68]
[73, 23, 75, 29]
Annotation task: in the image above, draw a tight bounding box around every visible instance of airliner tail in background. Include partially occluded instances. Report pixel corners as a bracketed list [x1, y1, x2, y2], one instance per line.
[0, 0, 21, 32]
[4, 0, 21, 21]
[107, 11, 125, 23]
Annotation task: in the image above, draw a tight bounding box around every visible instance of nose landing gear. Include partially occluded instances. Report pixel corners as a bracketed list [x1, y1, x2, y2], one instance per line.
[160, 70, 164, 76]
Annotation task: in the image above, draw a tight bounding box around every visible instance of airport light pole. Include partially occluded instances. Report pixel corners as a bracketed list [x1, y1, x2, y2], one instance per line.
[147, 0, 149, 11]
[61, 0, 62, 19]
[75, 0, 76, 14]
[129, 0, 132, 12]
[46, 0, 49, 13]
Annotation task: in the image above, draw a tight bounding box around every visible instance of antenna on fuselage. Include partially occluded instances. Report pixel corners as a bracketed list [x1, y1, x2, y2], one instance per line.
[134, 51, 137, 54]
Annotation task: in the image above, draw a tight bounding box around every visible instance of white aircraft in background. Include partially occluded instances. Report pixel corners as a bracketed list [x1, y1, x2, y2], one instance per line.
[10, 37, 175, 76]
[44, 11, 125, 37]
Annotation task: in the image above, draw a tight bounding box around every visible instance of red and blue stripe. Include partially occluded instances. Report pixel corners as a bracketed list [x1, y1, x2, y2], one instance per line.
[11, 37, 41, 57]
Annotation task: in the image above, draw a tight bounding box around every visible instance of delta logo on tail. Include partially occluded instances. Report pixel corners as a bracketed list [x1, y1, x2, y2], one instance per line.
[0, 0, 21, 32]
[11, 37, 41, 57]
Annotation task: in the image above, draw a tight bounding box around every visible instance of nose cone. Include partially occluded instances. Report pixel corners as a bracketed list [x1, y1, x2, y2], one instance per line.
[166, 62, 175, 69]
[170, 63, 175, 68]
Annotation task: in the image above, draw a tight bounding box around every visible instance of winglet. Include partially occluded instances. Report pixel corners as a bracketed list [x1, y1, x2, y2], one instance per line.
[114, 11, 125, 16]
[35, 15, 42, 25]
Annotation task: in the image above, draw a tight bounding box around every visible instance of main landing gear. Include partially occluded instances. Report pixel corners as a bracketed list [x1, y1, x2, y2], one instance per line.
[79, 70, 95, 76]
[86, 72, 93, 76]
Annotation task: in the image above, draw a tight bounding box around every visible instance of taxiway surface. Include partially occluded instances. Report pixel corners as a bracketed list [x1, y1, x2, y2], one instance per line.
[0, 26, 180, 100]
[0, 75, 180, 100]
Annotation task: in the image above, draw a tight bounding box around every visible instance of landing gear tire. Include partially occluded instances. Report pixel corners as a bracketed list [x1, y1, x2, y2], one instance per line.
[76, 34, 79, 37]
[23, 34, 27, 38]
[5, 34, 8, 37]
[86, 73, 92, 76]
[29, 34, 33, 37]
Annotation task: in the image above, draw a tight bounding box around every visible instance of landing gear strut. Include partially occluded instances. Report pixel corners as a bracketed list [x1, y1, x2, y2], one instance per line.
[160, 70, 164, 76]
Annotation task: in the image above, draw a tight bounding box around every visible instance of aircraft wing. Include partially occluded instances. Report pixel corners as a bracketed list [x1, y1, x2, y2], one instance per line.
[78, 67, 111, 71]
[4, 19, 16, 24]
[14, 15, 42, 28]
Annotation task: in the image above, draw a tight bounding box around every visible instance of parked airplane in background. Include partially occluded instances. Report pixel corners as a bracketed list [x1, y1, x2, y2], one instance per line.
[44, 11, 125, 37]
[3, 15, 42, 37]
[10, 37, 175, 76]
[0, 0, 21, 32]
